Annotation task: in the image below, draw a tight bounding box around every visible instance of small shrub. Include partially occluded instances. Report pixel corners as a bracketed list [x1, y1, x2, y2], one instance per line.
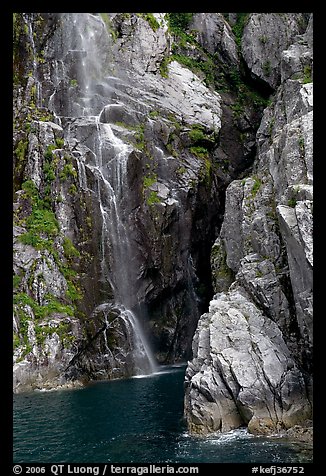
[262, 60, 272, 76]
[302, 65, 312, 84]
[146, 190, 161, 206]
[142, 13, 160, 31]
[143, 174, 157, 189]
[189, 146, 209, 159]
[251, 176, 262, 198]
[63, 237, 80, 260]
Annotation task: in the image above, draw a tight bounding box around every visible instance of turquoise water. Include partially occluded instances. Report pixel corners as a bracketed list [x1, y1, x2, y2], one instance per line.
[13, 365, 312, 463]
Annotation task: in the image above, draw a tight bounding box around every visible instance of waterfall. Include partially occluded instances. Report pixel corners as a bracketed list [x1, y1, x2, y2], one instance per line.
[22, 13, 42, 107]
[49, 13, 157, 376]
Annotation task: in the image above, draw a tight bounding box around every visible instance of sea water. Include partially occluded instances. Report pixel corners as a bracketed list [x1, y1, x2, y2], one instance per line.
[13, 365, 312, 463]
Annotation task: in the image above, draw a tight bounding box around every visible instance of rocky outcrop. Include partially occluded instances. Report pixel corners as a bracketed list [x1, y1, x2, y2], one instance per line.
[241, 13, 309, 90]
[185, 13, 313, 435]
[184, 288, 311, 435]
[13, 12, 312, 409]
[13, 13, 238, 391]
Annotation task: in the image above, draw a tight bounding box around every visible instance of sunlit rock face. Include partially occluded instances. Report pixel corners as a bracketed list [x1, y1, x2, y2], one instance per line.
[13, 13, 227, 391]
[13, 10, 312, 428]
[184, 13, 313, 436]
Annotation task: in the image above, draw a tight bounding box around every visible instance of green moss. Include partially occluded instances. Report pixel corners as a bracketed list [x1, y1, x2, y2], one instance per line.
[44, 144, 57, 161]
[13, 274, 22, 289]
[13, 333, 21, 350]
[287, 197, 297, 208]
[298, 135, 305, 153]
[60, 163, 77, 181]
[159, 57, 171, 78]
[100, 13, 118, 42]
[189, 125, 206, 143]
[189, 146, 209, 159]
[140, 13, 160, 31]
[130, 124, 146, 151]
[149, 110, 160, 119]
[13, 292, 35, 307]
[166, 13, 194, 33]
[302, 65, 312, 84]
[232, 13, 250, 47]
[15, 139, 28, 164]
[251, 176, 262, 198]
[55, 137, 64, 148]
[66, 281, 83, 302]
[143, 173, 157, 189]
[19, 180, 59, 251]
[43, 161, 56, 182]
[146, 190, 161, 206]
[171, 53, 215, 86]
[176, 166, 187, 175]
[262, 60, 272, 76]
[63, 237, 80, 260]
[14, 291, 74, 320]
[199, 158, 212, 185]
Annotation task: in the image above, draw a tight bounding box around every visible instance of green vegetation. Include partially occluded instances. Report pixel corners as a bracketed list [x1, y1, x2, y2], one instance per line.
[199, 158, 212, 185]
[159, 57, 170, 78]
[298, 135, 305, 154]
[262, 60, 272, 76]
[14, 292, 75, 350]
[55, 137, 64, 148]
[142, 173, 161, 206]
[139, 13, 160, 31]
[149, 110, 160, 119]
[14, 292, 74, 321]
[13, 274, 22, 289]
[70, 79, 78, 88]
[143, 173, 157, 189]
[287, 186, 300, 208]
[146, 190, 161, 206]
[63, 237, 80, 260]
[15, 139, 28, 164]
[251, 176, 262, 198]
[302, 65, 312, 84]
[134, 124, 146, 151]
[188, 124, 211, 144]
[287, 197, 297, 208]
[189, 146, 209, 159]
[43, 161, 56, 182]
[19, 204, 59, 250]
[170, 53, 215, 86]
[166, 13, 194, 34]
[60, 163, 77, 181]
[231, 13, 250, 47]
[100, 13, 118, 41]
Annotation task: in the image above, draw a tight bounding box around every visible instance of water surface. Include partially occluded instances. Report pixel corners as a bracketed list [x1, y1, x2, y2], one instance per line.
[13, 365, 312, 463]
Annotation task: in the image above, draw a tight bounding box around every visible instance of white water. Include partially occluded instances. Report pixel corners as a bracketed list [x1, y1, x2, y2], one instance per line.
[48, 13, 157, 375]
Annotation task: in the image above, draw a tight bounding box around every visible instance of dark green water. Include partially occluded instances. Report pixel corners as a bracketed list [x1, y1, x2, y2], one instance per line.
[13, 365, 312, 463]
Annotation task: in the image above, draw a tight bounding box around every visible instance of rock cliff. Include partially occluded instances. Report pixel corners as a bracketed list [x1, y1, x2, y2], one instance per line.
[184, 13, 313, 436]
[13, 10, 312, 439]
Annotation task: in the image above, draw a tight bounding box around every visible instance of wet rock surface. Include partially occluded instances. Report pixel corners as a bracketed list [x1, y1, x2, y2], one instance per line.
[13, 11, 313, 440]
[184, 13, 313, 436]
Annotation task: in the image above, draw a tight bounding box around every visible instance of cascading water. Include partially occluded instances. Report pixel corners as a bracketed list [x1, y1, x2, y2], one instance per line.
[49, 13, 157, 376]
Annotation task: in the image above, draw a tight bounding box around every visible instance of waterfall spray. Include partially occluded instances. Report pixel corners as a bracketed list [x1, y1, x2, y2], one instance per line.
[49, 13, 157, 376]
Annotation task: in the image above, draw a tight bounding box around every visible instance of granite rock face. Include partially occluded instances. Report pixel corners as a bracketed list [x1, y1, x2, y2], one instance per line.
[13, 13, 231, 391]
[241, 13, 309, 90]
[184, 288, 311, 435]
[13, 12, 312, 411]
[185, 13, 313, 435]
